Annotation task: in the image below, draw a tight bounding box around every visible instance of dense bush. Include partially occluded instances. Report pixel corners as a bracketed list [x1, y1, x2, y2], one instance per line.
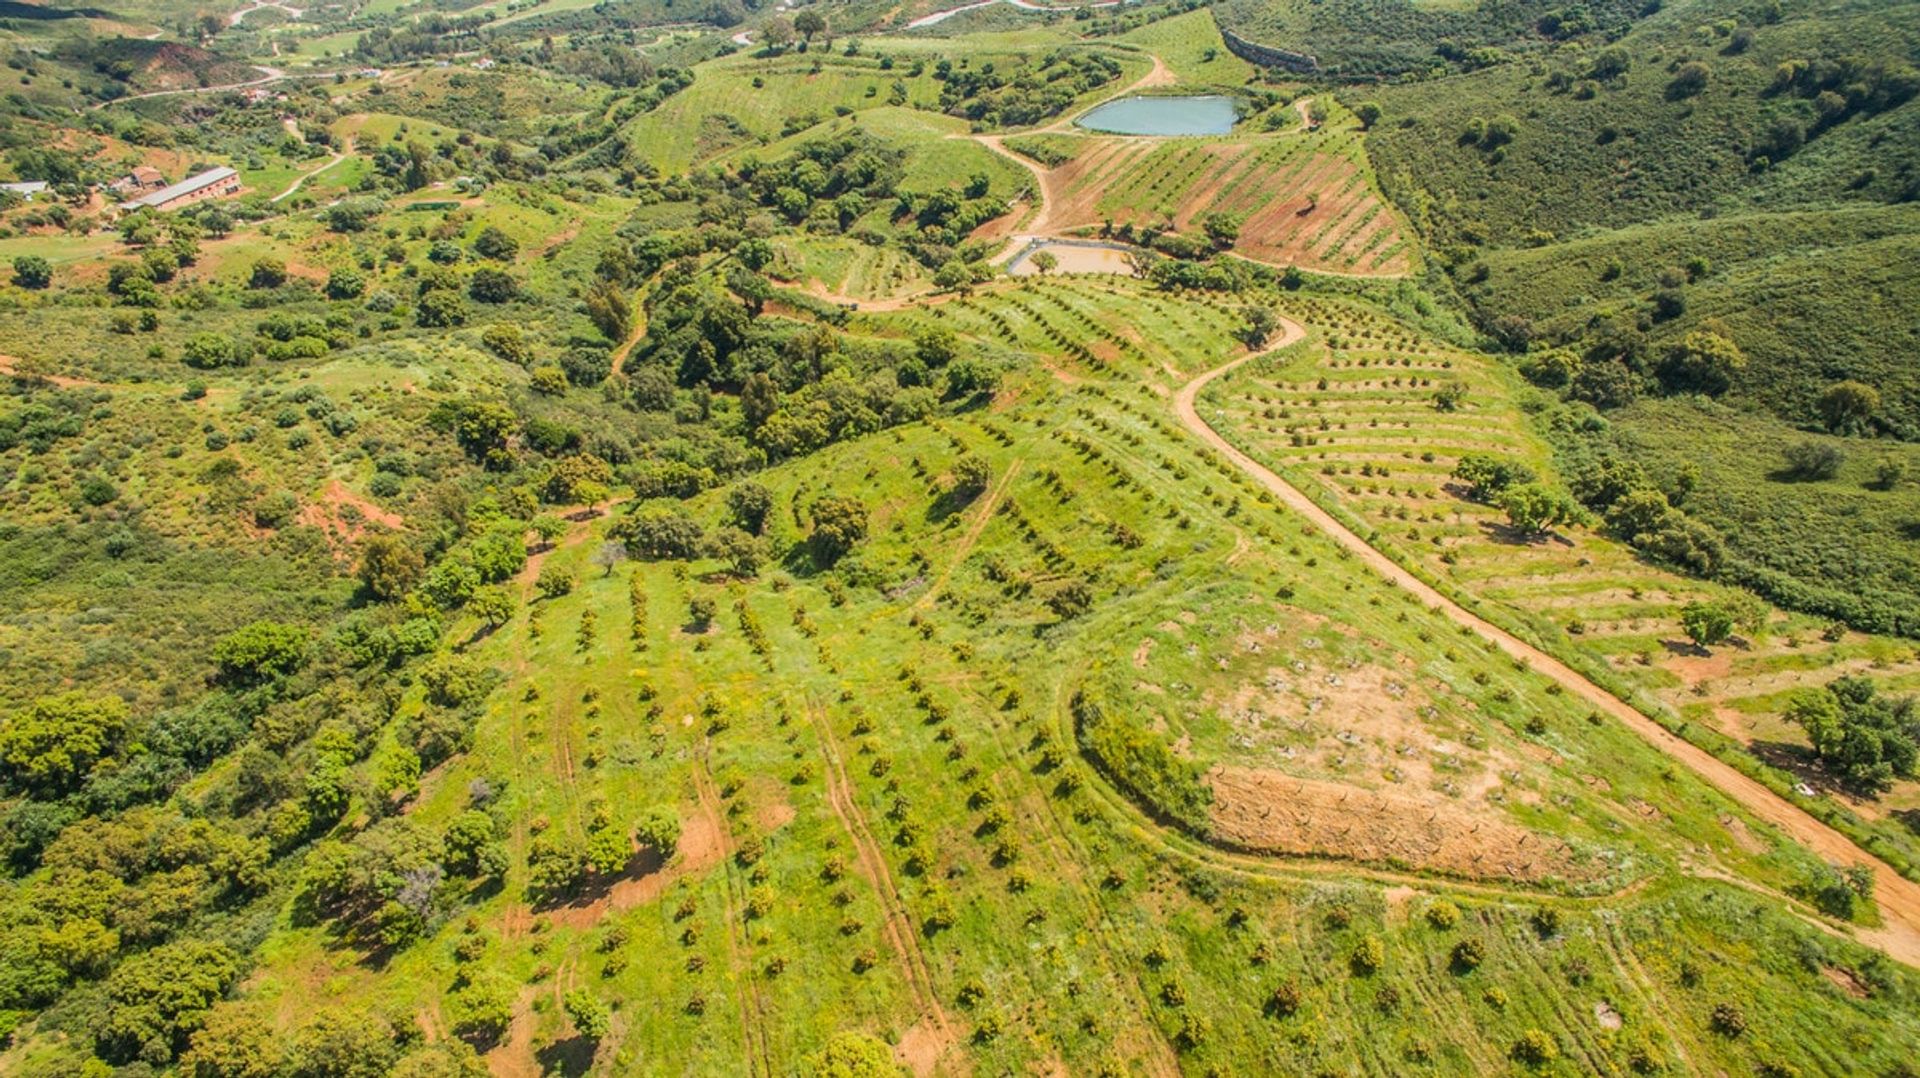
[1071, 689, 1212, 833]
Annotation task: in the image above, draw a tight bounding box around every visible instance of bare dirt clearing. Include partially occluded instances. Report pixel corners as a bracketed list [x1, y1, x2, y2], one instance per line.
[1209, 764, 1605, 884]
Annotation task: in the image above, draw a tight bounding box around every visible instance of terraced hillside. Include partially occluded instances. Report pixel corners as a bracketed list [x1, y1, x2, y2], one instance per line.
[3, 1, 1919, 1074]
[1002, 97, 1413, 275]
[216, 279, 1920, 1076]
[1197, 295, 1920, 880]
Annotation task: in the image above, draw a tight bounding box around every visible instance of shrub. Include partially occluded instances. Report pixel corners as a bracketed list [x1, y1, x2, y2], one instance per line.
[1680, 601, 1735, 649]
[1784, 676, 1917, 794]
[1070, 689, 1212, 832]
[562, 989, 611, 1041]
[182, 332, 240, 369]
[1668, 61, 1711, 98]
[1511, 1028, 1558, 1065]
[325, 268, 365, 300]
[1780, 441, 1843, 481]
[1267, 981, 1302, 1018]
[1450, 938, 1484, 972]
[1531, 907, 1562, 938]
[249, 257, 287, 289]
[213, 621, 307, 684]
[808, 495, 868, 566]
[1350, 935, 1385, 975]
[950, 455, 990, 500]
[535, 564, 575, 599]
[473, 226, 519, 260]
[1453, 453, 1535, 500]
[1709, 1001, 1747, 1037]
[11, 255, 50, 289]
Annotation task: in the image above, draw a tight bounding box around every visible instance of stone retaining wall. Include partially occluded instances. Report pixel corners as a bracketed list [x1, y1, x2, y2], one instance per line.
[1217, 22, 1319, 74]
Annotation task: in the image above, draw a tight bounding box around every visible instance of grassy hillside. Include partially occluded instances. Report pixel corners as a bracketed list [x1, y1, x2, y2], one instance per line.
[0, 3, 1918, 1075]
[1214, 0, 1655, 77]
[53, 278, 1912, 1077]
[1348, 0, 1920, 633]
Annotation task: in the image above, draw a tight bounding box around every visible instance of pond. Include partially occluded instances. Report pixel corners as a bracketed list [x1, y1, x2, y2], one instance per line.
[1075, 94, 1238, 136]
[1008, 239, 1135, 276]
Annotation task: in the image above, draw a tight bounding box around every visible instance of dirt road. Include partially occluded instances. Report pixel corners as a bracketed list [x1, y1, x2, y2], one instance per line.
[1174, 318, 1920, 966]
[94, 65, 287, 108]
[270, 138, 353, 203]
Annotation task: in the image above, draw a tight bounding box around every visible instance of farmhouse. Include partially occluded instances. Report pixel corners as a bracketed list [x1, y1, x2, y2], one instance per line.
[0, 181, 48, 200]
[110, 166, 167, 195]
[121, 166, 241, 212]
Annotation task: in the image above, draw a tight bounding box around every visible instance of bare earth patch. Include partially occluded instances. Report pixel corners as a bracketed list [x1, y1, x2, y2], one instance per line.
[1821, 965, 1871, 999]
[1207, 765, 1604, 885]
[544, 805, 726, 930]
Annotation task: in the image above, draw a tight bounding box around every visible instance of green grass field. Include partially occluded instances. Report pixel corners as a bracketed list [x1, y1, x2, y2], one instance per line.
[1115, 8, 1258, 87]
[202, 277, 1920, 1075]
[0, 5, 1917, 1074]
[1195, 289, 1920, 880]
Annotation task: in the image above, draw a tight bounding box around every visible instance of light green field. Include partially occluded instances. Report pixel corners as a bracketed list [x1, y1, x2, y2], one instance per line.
[1115, 8, 1258, 86]
[1197, 292, 1920, 876]
[207, 276, 1920, 1076]
[625, 33, 1145, 174]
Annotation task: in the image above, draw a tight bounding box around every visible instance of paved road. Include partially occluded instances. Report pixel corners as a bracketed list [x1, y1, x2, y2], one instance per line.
[93, 65, 339, 109]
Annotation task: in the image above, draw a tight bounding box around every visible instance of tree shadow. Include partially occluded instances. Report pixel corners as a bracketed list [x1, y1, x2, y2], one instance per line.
[777, 539, 830, 578]
[1891, 808, 1920, 838]
[1747, 738, 1856, 799]
[530, 846, 666, 915]
[922, 487, 979, 526]
[1660, 638, 1709, 658]
[535, 1035, 598, 1077]
[1476, 520, 1572, 547]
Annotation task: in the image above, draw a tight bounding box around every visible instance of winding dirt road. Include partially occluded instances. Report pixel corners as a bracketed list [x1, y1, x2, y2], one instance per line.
[94, 65, 286, 109]
[1174, 318, 1920, 966]
[270, 138, 353, 203]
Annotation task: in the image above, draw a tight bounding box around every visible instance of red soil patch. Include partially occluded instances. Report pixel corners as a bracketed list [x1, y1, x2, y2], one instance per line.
[487, 986, 541, 1078]
[1208, 764, 1604, 885]
[544, 800, 727, 931]
[1821, 965, 1871, 999]
[896, 1020, 953, 1078]
[299, 479, 402, 554]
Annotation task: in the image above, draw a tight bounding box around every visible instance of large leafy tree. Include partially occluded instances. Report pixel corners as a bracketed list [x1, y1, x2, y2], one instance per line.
[808, 495, 868, 566]
[1787, 677, 1919, 794]
[1497, 483, 1582, 536]
[211, 622, 308, 685]
[0, 692, 130, 795]
[358, 535, 424, 601]
[94, 939, 241, 1064]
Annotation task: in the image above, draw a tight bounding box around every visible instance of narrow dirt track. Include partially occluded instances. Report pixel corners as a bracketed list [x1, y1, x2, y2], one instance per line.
[913, 459, 1022, 611]
[93, 65, 292, 108]
[806, 697, 959, 1073]
[270, 138, 353, 203]
[1173, 318, 1920, 966]
[693, 760, 774, 1078]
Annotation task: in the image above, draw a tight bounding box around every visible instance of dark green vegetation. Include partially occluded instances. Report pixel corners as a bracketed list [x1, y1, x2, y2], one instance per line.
[1349, 0, 1920, 632]
[0, 0, 1917, 1072]
[1216, 0, 1654, 76]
